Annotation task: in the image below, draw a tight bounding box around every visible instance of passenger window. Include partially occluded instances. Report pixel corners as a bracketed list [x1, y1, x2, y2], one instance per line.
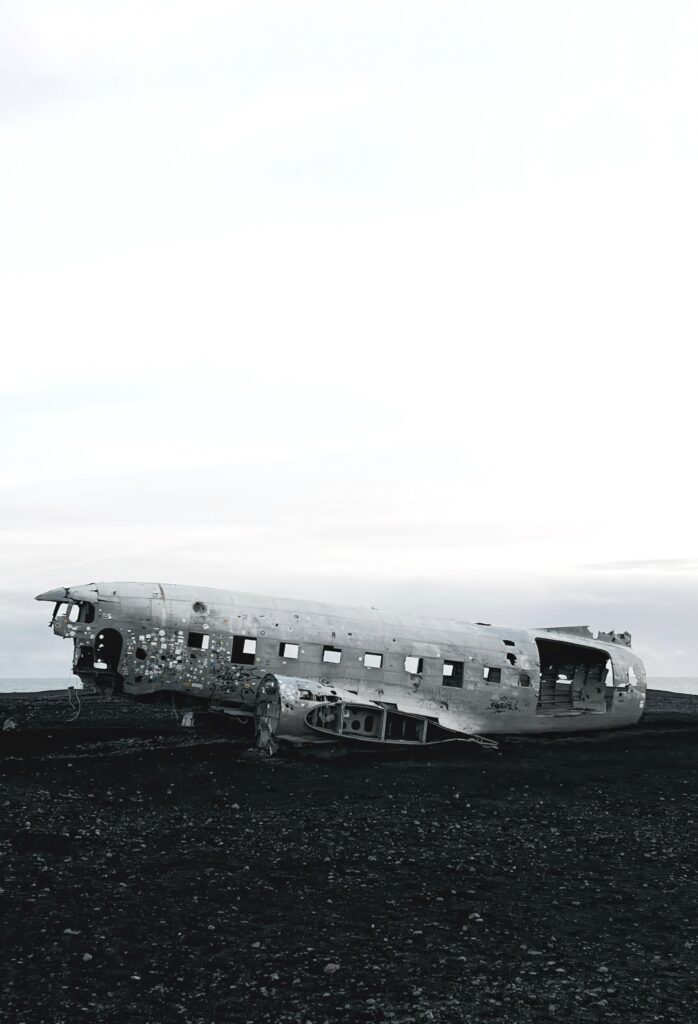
[484, 666, 501, 684]
[279, 642, 299, 659]
[364, 652, 383, 669]
[231, 635, 257, 665]
[322, 645, 342, 664]
[187, 632, 210, 651]
[443, 660, 464, 687]
[404, 656, 423, 674]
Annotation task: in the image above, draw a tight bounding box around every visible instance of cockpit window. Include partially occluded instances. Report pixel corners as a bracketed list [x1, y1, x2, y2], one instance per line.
[80, 602, 96, 623]
[52, 601, 95, 624]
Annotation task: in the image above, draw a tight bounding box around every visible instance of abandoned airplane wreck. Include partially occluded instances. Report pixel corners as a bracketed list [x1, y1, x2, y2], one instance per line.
[36, 582, 647, 749]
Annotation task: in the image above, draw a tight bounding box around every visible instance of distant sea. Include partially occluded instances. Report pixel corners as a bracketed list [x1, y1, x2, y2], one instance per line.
[0, 678, 80, 693]
[648, 677, 698, 695]
[1, 676, 698, 695]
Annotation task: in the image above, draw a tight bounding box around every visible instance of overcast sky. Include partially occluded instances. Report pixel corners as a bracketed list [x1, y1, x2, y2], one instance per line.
[1, 2, 697, 677]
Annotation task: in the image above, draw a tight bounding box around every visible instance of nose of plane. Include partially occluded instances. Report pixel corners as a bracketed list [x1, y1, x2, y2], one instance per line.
[35, 584, 100, 603]
[35, 587, 70, 603]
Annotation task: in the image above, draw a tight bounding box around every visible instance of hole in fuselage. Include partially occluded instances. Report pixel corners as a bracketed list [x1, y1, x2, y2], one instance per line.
[535, 638, 610, 713]
[94, 629, 123, 673]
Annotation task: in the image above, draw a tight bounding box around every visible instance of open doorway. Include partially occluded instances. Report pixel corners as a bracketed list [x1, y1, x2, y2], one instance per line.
[535, 638, 610, 714]
[94, 628, 124, 693]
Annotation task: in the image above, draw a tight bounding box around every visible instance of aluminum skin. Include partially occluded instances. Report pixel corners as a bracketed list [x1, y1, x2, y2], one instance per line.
[36, 582, 647, 748]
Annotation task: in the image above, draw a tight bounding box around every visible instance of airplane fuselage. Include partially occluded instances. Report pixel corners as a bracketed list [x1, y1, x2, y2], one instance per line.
[36, 582, 647, 747]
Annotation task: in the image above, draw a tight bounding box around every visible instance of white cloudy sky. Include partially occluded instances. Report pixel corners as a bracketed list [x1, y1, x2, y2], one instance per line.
[1, 1, 697, 676]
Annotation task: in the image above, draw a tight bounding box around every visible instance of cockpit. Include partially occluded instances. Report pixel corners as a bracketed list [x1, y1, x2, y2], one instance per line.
[51, 601, 96, 626]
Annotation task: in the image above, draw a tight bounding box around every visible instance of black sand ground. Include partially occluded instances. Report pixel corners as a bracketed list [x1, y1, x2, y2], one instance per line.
[1, 689, 696, 1024]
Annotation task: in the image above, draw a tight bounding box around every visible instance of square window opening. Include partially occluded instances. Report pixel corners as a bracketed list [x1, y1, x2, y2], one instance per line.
[404, 655, 424, 674]
[231, 635, 257, 665]
[443, 660, 464, 687]
[323, 645, 342, 664]
[187, 632, 210, 651]
[364, 652, 383, 669]
[279, 642, 299, 659]
[484, 666, 501, 684]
